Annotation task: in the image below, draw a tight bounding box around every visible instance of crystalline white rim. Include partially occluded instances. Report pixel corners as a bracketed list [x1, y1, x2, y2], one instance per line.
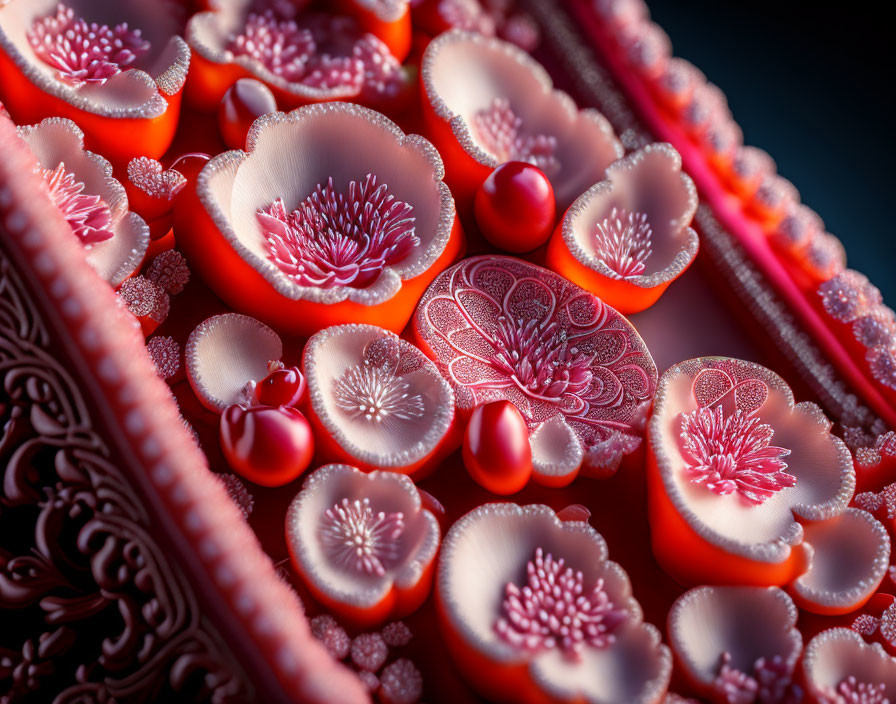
[561, 142, 700, 290]
[195, 102, 456, 307]
[0, 1, 189, 119]
[304, 323, 455, 469]
[285, 463, 441, 609]
[185, 312, 283, 412]
[438, 502, 672, 704]
[648, 356, 855, 564]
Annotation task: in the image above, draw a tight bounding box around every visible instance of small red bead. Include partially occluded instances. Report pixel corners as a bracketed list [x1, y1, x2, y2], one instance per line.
[463, 400, 532, 495]
[220, 404, 314, 487]
[474, 161, 556, 253]
[167, 152, 210, 186]
[255, 365, 306, 408]
[218, 78, 277, 150]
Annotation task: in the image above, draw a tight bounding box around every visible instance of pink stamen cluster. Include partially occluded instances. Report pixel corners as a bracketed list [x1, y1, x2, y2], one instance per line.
[228, 12, 404, 98]
[333, 361, 425, 423]
[592, 206, 653, 279]
[258, 174, 419, 289]
[28, 3, 150, 87]
[494, 547, 625, 661]
[320, 497, 405, 576]
[680, 406, 795, 505]
[472, 98, 559, 176]
[821, 677, 890, 704]
[309, 614, 422, 703]
[492, 317, 594, 401]
[712, 653, 800, 704]
[41, 163, 114, 246]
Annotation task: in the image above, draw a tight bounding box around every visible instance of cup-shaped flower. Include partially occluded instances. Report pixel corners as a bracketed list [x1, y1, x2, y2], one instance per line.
[421, 30, 623, 209]
[303, 324, 455, 476]
[178, 102, 462, 336]
[647, 357, 855, 587]
[16, 117, 149, 286]
[789, 508, 890, 615]
[802, 629, 896, 704]
[547, 143, 699, 314]
[286, 464, 440, 627]
[186, 1, 410, 112]
[413, 255, 658, 485]
[0, 0, 190, 163]
[437, 503, 671, 704]
[668, 586, 803, 703]
[185, 312, 284, 413]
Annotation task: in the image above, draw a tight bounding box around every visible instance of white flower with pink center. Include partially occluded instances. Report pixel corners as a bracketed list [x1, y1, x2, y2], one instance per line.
[437, 503, 671, 703]
[421, 30, 623, 210]
[27, 3, 150, 86]
[257, 174, 419, 289]
[193, 103, 457, 333]
[668, 586, 803, 704]
[16, 117, 148, 286]
[287, 464, 440, 625]
[647, 357, 855, 587]
[189, 4, 405, 106]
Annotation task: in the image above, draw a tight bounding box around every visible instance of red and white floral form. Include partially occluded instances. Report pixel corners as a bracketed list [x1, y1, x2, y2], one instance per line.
[437, 503, 671, 704]
[413, 255, 658, 484]
[668, 586, 803, 703]
[0, 0, 190, 162]
[647, 357, 855, 587]
[302, 324, 455, 475]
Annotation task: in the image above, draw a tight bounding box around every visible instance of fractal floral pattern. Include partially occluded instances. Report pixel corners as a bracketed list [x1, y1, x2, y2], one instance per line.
[415, 255, 657, 480]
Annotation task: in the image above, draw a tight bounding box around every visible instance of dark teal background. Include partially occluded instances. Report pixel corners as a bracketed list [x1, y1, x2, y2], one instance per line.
[647, 1, 893, 303]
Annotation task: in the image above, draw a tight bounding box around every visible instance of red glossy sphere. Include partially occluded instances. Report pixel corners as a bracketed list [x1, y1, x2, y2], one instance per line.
[462, 400, 533, 495]
[218, 78, 277, 150]
[255, 366, 306, 408]
[474, 161, 556, 253]
[168, 152, 210, 186]
[220, 404, 314, 487]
